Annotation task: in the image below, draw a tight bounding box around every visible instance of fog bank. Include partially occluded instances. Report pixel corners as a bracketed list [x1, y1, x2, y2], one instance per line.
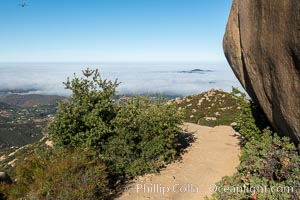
[0, 62, 244, 97]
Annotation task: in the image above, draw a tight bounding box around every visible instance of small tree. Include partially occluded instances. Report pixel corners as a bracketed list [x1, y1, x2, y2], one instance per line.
[47, 68, 119, 150]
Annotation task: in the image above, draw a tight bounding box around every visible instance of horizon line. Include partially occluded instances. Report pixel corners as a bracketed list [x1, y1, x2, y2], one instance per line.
[0, 60, 228, 64]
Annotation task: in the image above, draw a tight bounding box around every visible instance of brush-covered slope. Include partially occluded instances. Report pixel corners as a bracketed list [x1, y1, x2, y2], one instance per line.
[172, 89, 242, 127]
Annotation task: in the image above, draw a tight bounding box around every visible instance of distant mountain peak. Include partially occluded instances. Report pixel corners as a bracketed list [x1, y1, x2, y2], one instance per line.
[179, 69, 214, 74]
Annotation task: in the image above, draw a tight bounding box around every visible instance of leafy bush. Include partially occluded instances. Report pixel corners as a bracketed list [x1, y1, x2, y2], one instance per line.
[230, 87, 270, 143]
[209, 129, 300, 200]
[47, 68, 119, 150]
[103, 96, 183, 176]
[7, 148, 110, 200]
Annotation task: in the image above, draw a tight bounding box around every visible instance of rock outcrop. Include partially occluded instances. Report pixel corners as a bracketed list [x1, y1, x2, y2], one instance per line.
[224, 0, 300, 142]
[0, 172, 13, 184]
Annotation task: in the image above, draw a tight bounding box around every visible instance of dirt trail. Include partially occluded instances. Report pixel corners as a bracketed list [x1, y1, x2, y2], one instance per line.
[117, 123, 241, 200]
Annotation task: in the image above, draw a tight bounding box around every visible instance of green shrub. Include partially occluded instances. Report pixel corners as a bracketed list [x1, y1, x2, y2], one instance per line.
[103, 96, 183, 177]
[8, 148, 110, 200]
[47, 68, 119, 150]
[230, 87, 270, 143]
[209, 129, 300, 200]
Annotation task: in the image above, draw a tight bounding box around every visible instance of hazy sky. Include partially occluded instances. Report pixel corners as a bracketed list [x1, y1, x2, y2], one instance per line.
[0, 0, 232, 62]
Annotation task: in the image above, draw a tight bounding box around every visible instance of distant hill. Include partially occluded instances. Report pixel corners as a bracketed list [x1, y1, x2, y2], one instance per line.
[0, 94, 66, 107]
[0, 94, 65, 148]
[178, 69, 214, 74]
[0, 88, 40, 95]
[171, 89, 242, 127]
[0, 123, 44, 148]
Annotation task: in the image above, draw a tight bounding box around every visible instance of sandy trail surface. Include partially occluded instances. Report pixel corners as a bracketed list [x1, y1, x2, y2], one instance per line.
[117, 122, 241, 200]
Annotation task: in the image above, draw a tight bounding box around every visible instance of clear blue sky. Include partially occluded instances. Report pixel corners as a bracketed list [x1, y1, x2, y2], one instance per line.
[0, 0, 232, 62]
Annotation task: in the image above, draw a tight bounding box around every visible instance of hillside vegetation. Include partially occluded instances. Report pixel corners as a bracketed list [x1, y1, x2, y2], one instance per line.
[0, 101, 59, 148]
[0, 94, 65, 108]
[172, 89, 242, 127]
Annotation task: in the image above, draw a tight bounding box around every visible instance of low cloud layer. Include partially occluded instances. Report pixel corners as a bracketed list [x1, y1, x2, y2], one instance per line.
[0, 62, 244, 97]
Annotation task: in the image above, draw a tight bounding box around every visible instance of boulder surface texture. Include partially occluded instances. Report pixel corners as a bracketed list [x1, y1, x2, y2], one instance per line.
[223, 0, 300, 142]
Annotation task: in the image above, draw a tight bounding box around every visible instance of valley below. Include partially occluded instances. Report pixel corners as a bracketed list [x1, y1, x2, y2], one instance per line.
[0, 94, 65, 148]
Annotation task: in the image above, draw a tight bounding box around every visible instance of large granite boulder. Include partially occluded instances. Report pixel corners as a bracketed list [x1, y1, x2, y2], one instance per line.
[224, 0, 300, 142]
